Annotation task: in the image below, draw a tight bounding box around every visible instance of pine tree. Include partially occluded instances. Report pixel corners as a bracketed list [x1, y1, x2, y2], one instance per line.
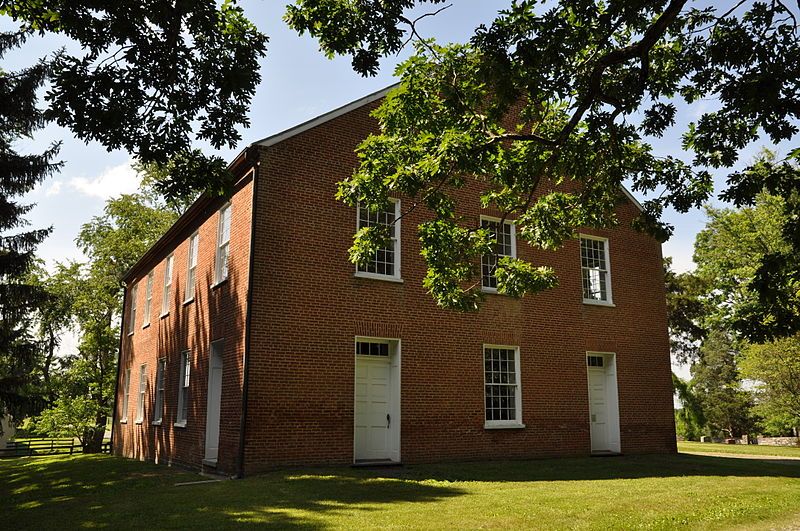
[0, 30, 61, 421]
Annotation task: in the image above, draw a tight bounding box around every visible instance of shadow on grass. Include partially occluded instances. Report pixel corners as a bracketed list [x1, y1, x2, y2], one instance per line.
[2, 452, 799, 529]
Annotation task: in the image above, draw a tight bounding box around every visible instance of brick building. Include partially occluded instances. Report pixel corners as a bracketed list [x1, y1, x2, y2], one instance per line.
[113, 86, 677, 476]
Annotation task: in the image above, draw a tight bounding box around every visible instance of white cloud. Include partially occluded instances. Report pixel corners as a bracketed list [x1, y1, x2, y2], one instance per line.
[45, 180, 62, 196]
[69, 160, 140, 200]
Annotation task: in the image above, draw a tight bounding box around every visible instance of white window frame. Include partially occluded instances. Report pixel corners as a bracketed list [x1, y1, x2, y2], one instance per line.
[579, 234, 614, 306]
[135, 363, 147, 424]
[185, 232, 199, 303]
[127, 284, 137, 336]
[483, 344, 524, 429]
[152, 358, 166, 425]
[354, 198, 402, 282]
[161, 254, 174, 317]
[142, 270, 153, 328]
[214, 203, 232, 285]
[120, 369, 131, 423]
[175, 350, 191, 427]
[480, 216, 517, 293]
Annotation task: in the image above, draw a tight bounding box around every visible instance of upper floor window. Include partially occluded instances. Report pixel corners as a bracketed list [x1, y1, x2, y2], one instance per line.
[484, 345, 523, 428]
[580, 235, 613, 305]
[143, 271, 153, 327]
[355, 199, 401, 280]
[161, 254, 174, 316]
[127, 284, 137, 335]
[185, 232, 199, 302]
[215, 203, 232, 284]
[481, 217, 516, 291]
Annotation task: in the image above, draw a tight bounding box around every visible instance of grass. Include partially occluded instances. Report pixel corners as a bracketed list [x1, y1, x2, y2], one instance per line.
[2, 451, 799, 529]
[679, 441, 800, 458]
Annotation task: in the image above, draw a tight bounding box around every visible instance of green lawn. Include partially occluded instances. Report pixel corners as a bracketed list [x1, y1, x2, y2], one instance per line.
[2, 451, 799, 529]
[679, 440, 800, 458]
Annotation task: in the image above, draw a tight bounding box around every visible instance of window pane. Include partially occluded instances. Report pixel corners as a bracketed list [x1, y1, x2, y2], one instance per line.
[357, 202, 398, 277]
[484, 347, 519, 423]
[481, 219, 514, 289]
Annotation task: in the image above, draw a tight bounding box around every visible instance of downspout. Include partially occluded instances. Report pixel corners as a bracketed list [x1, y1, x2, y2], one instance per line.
[109, 283, 128, 454]
[237, 153, 260, 478]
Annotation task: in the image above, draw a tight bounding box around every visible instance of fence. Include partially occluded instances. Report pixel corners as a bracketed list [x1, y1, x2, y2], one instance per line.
[0, 437, 111, 458]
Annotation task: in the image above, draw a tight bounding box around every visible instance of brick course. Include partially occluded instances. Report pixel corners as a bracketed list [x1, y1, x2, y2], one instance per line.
[114, 90, 676, 476]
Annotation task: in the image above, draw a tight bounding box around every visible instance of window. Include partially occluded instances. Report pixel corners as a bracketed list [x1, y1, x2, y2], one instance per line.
[161, 254, 174, 316]
[185, 232, 199, 302]
[356, 340, 390, 357]
[121, 369, 131, 423]
[176, 350, 191, 426]
[215, 203, 231, 284]
[135, 364, 147, 424]
[580, 236, 612, 304]
[356, 200, 401, 280]
[587, 355, 604, 367]
[484, 346, 523, 427]
[127, 284, 137, 335]
[142, 271, 153, 327]
[481, 217, 516, 291]
[153, 359, 166, 424]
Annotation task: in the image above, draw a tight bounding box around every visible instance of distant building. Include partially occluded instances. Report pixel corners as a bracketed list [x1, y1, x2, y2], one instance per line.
[113, 87, 676, 476]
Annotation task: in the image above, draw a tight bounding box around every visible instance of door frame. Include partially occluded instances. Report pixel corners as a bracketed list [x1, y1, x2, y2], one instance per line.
[204, 339, 225, 463]
[586, 351, 621, 454]
[353, 336, 401, 463]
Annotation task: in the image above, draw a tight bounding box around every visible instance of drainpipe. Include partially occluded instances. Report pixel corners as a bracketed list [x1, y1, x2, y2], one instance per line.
[237, 154, 260, 478]
[109, 283, 128, 453]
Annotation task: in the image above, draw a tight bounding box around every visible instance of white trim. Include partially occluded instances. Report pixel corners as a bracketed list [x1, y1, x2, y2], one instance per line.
[579, 233, 614, 305]
[355, 198, 402, 282]
[586, 351, 621, 454]
[185, 231, 199, 303]
[120, 369, 131, 423]
[479, 216, 517, 294]
[135, 363, 147, 424]
[161, 254, 174, 316]
[353, 336, 401, 463]
[215, 203, 232, 285]
[127, 284, 137, 336]
[482, 344, 524, 429]
[142, 270, 153, 328]
[256, 85, 399, 148]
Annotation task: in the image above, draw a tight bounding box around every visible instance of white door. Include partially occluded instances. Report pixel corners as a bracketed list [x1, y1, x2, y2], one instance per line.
[355, 357, 392, 461]
[588, 367, 609, 452]
[204, 341, 224, 462]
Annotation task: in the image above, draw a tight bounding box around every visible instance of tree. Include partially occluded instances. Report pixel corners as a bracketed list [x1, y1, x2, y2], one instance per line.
[740, 335, 800, 436]
[287, 1, 800, 321]
[0, 30, 61, 421]
[664, 258, 707, 364]
[0, 1, 267, 197]
[691, 330, 756, 438]
[672, 372, 706, 440]
[35, 193, 178, 451]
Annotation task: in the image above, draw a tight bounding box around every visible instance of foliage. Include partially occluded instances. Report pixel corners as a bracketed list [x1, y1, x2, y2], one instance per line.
[672, 372, 705, 440]
[0, 30, 61, 420]
[664, 258, 707, 364]
[0, 0, 267, 200]
[289, 0, 800, 319]
[690, 330, 756, 438]
[35, 395, 103, 445]
[740, 335, 800, 434]
[34, 193, 178, 451]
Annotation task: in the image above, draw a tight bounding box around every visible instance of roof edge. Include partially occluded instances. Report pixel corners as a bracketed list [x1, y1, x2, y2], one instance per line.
[254, 83, 399, 148]
[620, 184, 645, 213]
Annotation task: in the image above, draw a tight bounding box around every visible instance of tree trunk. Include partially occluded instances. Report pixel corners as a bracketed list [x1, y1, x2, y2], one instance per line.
[82, 414, 107, 453]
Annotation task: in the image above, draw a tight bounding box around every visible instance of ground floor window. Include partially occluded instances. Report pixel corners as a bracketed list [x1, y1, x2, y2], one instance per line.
[484, 345, 522, 427]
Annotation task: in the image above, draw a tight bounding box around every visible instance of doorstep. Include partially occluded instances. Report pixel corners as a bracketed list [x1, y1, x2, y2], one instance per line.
[351, 459, 403, 468]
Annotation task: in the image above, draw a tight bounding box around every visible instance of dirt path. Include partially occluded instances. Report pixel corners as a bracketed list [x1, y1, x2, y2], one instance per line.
[682, 450, 800, 466]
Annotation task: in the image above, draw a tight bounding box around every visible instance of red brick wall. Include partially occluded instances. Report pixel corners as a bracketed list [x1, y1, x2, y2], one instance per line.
[113, 177, 253, 475]
[244, 101, 675, 472]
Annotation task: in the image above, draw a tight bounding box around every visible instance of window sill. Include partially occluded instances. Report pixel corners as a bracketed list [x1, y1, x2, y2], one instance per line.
[151, 420, 162, 426]
[159, 311, 169, 319]
[211, 278, 228, 290]
[354, 272, 404, 283]
[582, 299, 616, 308]
[120, 419, 127, 424]
[142, 322, 150, 330]
[183, 297, 195, 306]
[127, 331, 134, 337]
[484, 422, 526, 430]
[173, 421, 187, 428]
[135, 419, 143, 425]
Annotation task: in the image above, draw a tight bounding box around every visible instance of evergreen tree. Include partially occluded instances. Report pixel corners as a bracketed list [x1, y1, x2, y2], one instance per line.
[0, 30, 61, 421]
